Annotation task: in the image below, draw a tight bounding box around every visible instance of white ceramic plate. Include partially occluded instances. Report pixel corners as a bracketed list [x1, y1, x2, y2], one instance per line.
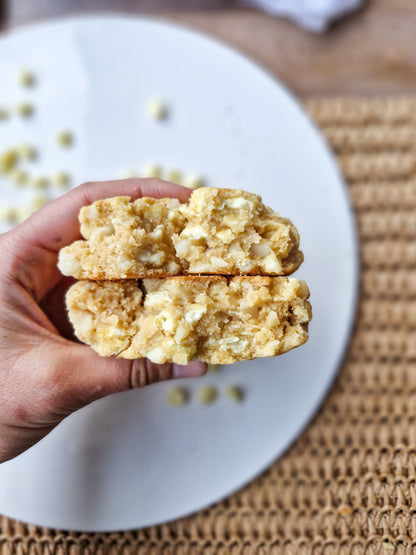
[0, 16, 358, 531]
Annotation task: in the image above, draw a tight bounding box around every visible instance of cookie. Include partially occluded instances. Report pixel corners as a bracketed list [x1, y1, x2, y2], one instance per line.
[58, 188, 303, 279]
[58, 196, 184, 279]
[66, 276, 311, 365]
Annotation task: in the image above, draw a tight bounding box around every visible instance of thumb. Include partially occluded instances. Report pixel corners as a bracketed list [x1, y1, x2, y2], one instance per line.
[56, 343, 206, 409]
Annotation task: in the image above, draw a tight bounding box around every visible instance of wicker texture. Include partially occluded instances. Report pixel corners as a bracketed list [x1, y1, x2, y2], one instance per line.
[1, 97, 416, 553]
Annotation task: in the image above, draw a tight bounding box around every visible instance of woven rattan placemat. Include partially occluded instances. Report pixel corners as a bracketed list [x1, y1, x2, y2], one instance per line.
[1, 97, 416, 553]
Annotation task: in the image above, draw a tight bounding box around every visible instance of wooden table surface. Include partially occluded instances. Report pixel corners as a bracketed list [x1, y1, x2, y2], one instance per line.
[4, 0, 416, 96]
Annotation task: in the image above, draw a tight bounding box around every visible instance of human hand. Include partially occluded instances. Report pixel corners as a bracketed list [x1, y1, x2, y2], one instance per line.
[0, 179, 206, 463]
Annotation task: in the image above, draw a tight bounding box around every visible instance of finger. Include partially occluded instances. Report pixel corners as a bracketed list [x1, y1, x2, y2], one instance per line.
[55, 344, 207, 409]
[13, 178, 192, 253]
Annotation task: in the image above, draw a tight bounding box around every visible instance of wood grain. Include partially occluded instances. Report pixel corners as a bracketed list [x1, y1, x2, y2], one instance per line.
[7, 0, 416, 94]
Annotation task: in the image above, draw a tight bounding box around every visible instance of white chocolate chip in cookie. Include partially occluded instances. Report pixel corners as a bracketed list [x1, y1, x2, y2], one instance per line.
[146, 347, 168, 364]
[185, 304, 207, 325]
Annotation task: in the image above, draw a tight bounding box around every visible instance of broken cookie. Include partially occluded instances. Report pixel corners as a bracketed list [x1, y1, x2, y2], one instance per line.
[58, 188, 303, 279]
[66, 276, 311, 365]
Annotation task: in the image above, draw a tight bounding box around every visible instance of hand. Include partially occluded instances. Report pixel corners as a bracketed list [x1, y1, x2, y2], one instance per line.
[0, 179, 206, 463]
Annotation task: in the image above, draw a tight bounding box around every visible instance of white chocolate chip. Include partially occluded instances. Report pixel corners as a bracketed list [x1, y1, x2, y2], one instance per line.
[89, 225, 115, 243]
[251, 242, 271, 258]
[137, 250, 164, 265]
[210, 256, 228, 268]
[53, 171, 71, 190]
[0, 149, 18, 175]
[120, 169, 138, 179]
[142, 163, 162, 178]
[157, 311, 175, 333]
[174, 238, 191, 257]
[146, 347, 167, 364]
[118, 259, 134, 272]
[31, 195, 49, 210]
[56, 130, 74, 148]
[19, 69, 36, 87]
[0, 206, 18, 224]
[223, 214, 241, 227]
[150, 226, 163, 241]
[184, 174, 205, 189]
[166, 169, 182, 185]
[216, 229, 234, 243]
[145, 291, 171, 307]
[263, 254, 283, 274]
[17, 143, 37, 160]
[16, 102, 34, 118]
[265, 310, 279, 328]
[31, 176, 49, 189]
[220, 336, 248, 353]
[238, 258, 253, 272]
[10, 168, 29, 187]
[225, 197, 253, 210]
[71, 310, 94, 336]
[185, 304, 207, 324]
[0, 107, 9, 121]
[224, 385, 245, 403]
[58, 251, 82, 276]
[197, 385, 218, 405]
[145, 98, 168, 120]
[175, 323, 190, 342]
[166, 387, 189, 407]
[181, 225, 208, 240]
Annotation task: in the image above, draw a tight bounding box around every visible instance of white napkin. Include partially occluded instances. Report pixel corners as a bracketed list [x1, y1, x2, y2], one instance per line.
[244, 0, 364, 32]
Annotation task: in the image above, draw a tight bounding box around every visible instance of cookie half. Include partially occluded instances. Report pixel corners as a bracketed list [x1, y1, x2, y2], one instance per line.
[66, 276, 311, 365]
[58, 188, 303, 279]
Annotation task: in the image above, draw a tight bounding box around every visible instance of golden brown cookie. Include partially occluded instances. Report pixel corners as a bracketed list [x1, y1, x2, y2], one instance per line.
[66, 276, 311, 365]
[58, 188, 303, 279]
[58, 196, 185, 279]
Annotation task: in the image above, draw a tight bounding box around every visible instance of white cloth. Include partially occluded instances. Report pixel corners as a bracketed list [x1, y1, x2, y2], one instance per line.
[244, 0, 364, 32]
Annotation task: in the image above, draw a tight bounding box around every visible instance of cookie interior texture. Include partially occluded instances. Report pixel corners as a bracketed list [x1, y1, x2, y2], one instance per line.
[58, 188, 303, 279]
[66, 276, 311, 365]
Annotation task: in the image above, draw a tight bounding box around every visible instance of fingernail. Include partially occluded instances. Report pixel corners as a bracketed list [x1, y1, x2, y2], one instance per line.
[172, 361, 207, 378]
